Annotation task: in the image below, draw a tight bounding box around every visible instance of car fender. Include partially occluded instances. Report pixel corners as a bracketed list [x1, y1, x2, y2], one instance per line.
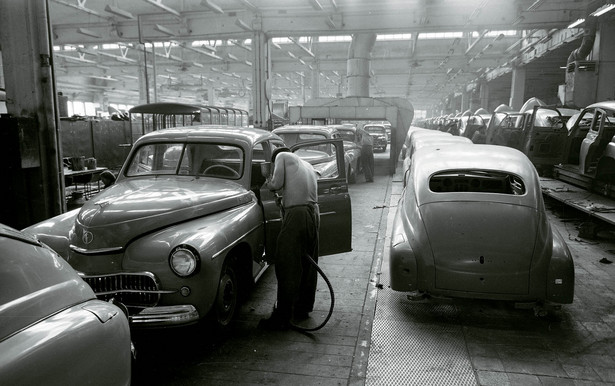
[546, 227, 575, 304]
[21, 208, 80, 259]
[120, 201, 264, 316]
[389, 207, 418, 292]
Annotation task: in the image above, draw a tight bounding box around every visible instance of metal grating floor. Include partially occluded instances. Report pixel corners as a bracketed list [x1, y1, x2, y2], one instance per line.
[366, 246, 477, 385]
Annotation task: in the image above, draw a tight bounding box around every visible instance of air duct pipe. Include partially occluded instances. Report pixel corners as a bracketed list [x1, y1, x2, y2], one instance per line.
[346, 33, 376, 97]
[567, 16, 597, 65]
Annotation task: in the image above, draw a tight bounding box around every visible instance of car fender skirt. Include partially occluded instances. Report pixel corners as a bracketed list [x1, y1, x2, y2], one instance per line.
[546, 229, 575, 304]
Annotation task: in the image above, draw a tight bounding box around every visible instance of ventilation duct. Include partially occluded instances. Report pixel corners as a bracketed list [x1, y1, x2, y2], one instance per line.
[346, 33, 376, 97]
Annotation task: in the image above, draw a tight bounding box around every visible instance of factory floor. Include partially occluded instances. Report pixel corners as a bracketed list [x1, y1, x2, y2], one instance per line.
[131, 151, 615, 386]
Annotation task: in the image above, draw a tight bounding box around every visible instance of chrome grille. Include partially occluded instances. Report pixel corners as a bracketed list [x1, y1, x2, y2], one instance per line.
[82, 272, 160, 307]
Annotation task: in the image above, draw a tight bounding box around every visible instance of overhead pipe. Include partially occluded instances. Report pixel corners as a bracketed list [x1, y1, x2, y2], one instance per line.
[346, 33, 376, 97]
[567, 15, 597, 65]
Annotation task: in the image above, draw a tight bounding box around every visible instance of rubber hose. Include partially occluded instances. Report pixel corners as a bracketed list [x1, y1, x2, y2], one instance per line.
[290, 253, 335, 332]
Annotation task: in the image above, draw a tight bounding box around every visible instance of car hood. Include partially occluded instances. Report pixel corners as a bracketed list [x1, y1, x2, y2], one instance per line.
[70, 177, 254, 251]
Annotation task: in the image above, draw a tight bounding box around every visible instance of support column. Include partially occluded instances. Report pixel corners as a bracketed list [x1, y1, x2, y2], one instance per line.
[509, 66, 526, 110]
[311, 61, 320, 100]
[0, 0, 64, 227]
[208, 88, 217, 106]
[479, 80, 489, 110]
[251, 28, 271, 130]
[461, 90, 470, 112]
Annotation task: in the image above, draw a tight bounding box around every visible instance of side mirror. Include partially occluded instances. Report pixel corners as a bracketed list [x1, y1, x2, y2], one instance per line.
[260, 162, 271, 178]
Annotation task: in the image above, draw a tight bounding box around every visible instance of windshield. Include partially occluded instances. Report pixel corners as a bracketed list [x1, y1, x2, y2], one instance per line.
[276, 132, 328, 147]
[125, 142, 244, 179]
[365, 126, 385, 134]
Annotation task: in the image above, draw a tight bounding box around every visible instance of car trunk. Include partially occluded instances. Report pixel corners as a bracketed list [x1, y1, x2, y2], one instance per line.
[421, 201, 537, 295]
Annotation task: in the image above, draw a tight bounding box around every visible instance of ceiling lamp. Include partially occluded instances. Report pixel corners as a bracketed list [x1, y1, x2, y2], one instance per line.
[235, 18, 253, 31]
[77, 27, 101, 39]
[567, 18, 585, 28]
[104, 5, 135, 19]
[512, 15, 525, 26]
[144, 0, 181, 17]
[591, 3, 615, 16]
[154, 24, 176, 36]
[309, 0, 324, 11]
[201, 0, 224, 14]
[238, 0, 259, 12]
[526, 0, 546, 11]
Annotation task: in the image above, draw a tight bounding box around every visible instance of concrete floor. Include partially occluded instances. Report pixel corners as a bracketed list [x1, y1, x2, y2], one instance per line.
[131, 152, 615, 385]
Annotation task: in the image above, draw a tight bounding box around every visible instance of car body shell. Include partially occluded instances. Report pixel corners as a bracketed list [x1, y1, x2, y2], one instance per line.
[390, 144, 574, 305]
[24, 126, 352, 328]
[273, 124, 361, 183]
[0, 223, 132, 385]
[402, 134, 472, 180]
[564, 101, 615, 179]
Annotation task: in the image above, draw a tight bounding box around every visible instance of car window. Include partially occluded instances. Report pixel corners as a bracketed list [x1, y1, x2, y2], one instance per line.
[294, 142, 339, 179]
[429, 170, 525, 195]
[126, 142, 244, 179]
[533, 108, 563, 128]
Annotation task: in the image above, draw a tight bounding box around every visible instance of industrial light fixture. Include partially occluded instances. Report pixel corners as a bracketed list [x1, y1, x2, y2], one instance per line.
[526, 0, 546, 11]
[104, 4, 135, 19]
[325, 15, 338, 29]
[238, 0, 259, 12]
[567, 18, 585, 28]
[154, 24, 176, 36]
[309, 0, 324, 10]
[235, 18, 253, 31]
[144, 0, 181, 17]
[201, 0, 224, 14]
[77, 27, 102, 39]
[591, 3, 615, 16]
[512, 15, 525, 25]
[51, 0, 104, 18]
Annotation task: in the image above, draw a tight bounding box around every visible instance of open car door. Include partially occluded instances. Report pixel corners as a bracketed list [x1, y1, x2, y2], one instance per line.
[523, 106, 567, 171]
[288, 139, 352, 256]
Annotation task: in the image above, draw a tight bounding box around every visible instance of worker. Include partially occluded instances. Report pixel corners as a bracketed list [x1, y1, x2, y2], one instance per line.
[259, 147, 320, 330]
[357, 125, 374, 182]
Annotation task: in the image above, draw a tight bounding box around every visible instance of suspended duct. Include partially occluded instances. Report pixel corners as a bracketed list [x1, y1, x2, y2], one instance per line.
[567, 16, 597, 65]
[564, 16, 597, 107]
[346, 33, 376, 97]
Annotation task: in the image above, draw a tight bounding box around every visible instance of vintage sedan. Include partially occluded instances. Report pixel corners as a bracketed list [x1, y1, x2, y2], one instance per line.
[363, 123, 388, 152]
[0, 223, 132, 385]
[390, 144, 574, 314]
[273, 124, 361, 183]
[24, 126, 352, 328]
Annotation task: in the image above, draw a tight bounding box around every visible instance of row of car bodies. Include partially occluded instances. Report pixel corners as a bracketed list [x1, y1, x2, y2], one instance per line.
[393, 126, 575, 313]
[23, 125, 353, 329]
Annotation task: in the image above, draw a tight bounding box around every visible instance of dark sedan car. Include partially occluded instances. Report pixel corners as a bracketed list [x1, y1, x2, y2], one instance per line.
[0, 223, 132, 385]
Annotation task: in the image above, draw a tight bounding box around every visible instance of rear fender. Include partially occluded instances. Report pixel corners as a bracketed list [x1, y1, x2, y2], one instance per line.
[546, 228, 575, 304]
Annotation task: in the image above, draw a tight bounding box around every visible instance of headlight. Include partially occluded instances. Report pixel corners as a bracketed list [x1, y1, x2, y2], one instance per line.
[169, 246, 200, 277]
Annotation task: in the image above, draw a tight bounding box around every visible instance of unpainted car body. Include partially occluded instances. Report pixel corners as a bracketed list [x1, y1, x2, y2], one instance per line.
[402, 134, 472, 179]
[24, 126, 352, 328]
[562, 101, 615, 181]
[273, 124, 360, 184]
[0, 223, 132, 385]
[390, 144, 574, 309]
[485, 98, 570, 173]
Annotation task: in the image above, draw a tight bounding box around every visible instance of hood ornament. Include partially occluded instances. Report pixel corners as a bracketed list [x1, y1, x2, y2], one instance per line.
[82, 230, 94, 244]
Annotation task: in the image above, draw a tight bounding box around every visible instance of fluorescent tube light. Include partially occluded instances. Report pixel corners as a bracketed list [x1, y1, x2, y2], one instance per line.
[591, 3, 615, 16]
[567, 18, 585, 28]
[104, 5, 135, 19]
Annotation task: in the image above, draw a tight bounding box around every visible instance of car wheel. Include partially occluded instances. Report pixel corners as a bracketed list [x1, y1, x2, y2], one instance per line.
[214, 262, 238, 326]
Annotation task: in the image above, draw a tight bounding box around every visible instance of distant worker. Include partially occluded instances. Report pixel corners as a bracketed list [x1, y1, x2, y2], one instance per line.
[357, 125, 374, 182]
[259, 147, 320, 330]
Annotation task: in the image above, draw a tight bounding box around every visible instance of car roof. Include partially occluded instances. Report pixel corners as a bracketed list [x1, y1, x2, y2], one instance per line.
[273, 125, 336, 135]
[135, 125, 281, 147]
[411, 144, 541, 207]
[586, 101, 615, 111]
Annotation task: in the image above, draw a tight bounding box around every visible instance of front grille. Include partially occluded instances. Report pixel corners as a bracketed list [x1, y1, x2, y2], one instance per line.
[82, 272, 160, 308]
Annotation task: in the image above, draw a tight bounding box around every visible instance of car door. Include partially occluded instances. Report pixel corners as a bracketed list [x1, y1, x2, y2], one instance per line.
[262, 139, 352, 258]
[523, 106, 567, 168]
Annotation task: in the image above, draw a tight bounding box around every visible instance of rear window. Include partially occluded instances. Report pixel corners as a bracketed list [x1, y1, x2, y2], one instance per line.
[429, 170, 525, 195]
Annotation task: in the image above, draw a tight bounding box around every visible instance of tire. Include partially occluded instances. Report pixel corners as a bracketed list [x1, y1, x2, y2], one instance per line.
[213, 261, 238, 327]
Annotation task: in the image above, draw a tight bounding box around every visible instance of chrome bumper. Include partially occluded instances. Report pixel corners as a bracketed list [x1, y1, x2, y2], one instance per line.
[130, 305, 199, 326]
